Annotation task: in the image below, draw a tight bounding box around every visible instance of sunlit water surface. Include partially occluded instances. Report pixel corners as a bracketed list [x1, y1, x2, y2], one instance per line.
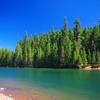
[0, 68, 100, 100]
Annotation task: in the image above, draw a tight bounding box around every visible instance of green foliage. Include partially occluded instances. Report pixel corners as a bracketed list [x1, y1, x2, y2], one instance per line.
[0, 19, 100, 68]
[0, 49, 14, 67]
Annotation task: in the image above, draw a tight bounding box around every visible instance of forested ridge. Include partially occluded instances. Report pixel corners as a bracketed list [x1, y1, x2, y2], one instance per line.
[0, 19, 100, 68]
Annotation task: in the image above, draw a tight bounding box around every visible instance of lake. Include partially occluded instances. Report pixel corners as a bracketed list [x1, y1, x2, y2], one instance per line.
[0, 68, 100, 100]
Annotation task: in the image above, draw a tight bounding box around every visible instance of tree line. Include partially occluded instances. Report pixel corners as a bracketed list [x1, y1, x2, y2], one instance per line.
[0, 19, 100, 68]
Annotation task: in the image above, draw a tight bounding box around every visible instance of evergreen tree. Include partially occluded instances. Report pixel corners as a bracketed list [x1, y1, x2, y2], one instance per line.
[74, 19, 82, 42]
[15, 42, 22, 67]
[0, 19, 100, 68]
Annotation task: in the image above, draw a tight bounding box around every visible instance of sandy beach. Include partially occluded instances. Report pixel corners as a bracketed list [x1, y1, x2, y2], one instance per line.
[0, 87, 57, 100]
[0, 93, 57, 100]
[0, 94, 13, 100]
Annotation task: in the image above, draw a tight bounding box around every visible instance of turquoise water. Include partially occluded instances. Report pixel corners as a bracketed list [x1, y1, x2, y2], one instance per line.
[0, 68, 100, 100]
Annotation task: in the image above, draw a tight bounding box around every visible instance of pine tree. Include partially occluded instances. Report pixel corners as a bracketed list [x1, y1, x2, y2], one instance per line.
[0, 19, 100, 68]
[80, 48, 88, 67]
[27, 39, 33, 67]
[74, 19, 82, 42]
[23, 32, 28, 66]
[15, 43, 22, 67]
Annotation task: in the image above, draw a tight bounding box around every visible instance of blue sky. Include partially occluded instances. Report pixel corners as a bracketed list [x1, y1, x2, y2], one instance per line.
[0, 0, 100, 50]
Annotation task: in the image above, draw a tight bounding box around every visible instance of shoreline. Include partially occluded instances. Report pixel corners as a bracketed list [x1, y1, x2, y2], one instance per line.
[81, 65, 100, 70]
[0, 87, 58, 100]
[0, 92, 57, 100]
[0, 66, 100, 70]
[0, 93, 13, 100]
[1, 64, 100, 71]
[83, 67, 100, 70]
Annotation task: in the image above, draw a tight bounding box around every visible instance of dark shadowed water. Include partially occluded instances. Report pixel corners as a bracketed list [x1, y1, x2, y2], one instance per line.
[0, 68, 100, 100]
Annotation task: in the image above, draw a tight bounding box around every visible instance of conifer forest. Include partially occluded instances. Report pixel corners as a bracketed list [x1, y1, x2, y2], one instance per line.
[0, 19, 100, 68]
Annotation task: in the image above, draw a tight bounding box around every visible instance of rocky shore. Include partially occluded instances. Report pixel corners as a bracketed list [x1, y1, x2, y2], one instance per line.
[83, 65, 100, 70]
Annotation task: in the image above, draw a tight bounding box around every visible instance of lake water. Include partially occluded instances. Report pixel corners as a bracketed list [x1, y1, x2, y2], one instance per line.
[0, 68, 100, 100]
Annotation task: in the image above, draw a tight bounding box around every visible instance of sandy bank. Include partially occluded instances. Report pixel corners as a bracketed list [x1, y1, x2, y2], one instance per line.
[83, 66, 100, 70]
[1, 93, 57, 100]
[0, 90, 57, 100]
[0, 94, 13, 100]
